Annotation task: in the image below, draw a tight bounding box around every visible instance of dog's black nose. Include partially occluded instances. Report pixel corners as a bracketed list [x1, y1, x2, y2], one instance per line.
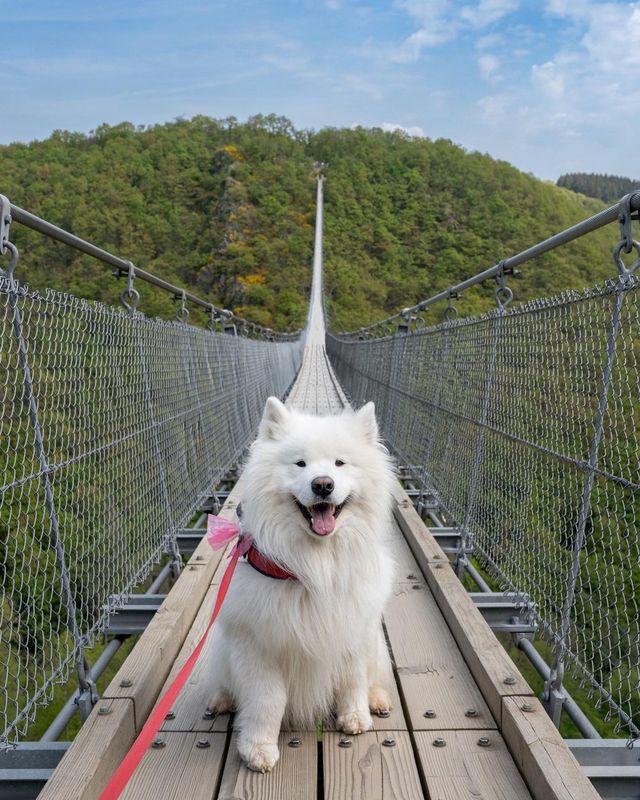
[311, 476, 334, 498]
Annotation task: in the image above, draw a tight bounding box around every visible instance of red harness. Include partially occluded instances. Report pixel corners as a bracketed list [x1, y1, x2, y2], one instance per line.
[246, 545, 297, 580]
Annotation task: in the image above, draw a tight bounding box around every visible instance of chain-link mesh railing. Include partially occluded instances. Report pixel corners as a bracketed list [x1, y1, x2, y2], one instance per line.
[328, 207, 640, 738]
[0, 250, 303, 746]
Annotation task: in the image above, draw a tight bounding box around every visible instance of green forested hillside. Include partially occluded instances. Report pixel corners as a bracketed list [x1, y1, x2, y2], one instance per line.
[557, 172, 639, 204]
[0, 115, 620, 331]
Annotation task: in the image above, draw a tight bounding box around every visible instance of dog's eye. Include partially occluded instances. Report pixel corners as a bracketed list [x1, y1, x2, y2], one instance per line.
[335, 459, 345, 467]
[295, 460, 306, 468]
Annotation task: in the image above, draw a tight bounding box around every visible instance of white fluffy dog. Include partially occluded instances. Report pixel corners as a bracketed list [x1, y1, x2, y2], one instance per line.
[207, 396, 396, 772]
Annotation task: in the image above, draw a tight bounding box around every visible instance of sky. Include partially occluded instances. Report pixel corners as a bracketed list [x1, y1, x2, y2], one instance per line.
[2, 0, 639, 181]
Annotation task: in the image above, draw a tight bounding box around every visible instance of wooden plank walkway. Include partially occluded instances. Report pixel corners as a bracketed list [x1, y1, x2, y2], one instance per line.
[39, 176, 600, 800]
[40, 491, 599, 800]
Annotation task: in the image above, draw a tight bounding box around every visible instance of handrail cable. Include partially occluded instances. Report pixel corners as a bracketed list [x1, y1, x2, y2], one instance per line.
[0, 195, 300, 341]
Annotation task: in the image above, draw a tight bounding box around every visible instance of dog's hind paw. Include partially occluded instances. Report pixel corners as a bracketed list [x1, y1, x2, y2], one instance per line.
[240, 742, 280, 773]
[336, 710, 373, 735]
[369, 686, 392, 716]
[206, 688, 234, 716]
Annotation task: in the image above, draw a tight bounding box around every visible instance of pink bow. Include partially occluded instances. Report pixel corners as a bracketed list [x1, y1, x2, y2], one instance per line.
[207, 515, 253, 559]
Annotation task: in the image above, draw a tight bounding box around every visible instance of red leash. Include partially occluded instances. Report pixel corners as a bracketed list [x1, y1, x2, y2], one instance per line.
[98, 541, 244, 800]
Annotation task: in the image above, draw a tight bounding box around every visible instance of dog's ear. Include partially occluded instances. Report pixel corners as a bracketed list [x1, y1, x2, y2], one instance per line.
[355, 402, 378, 443]
[259, 396, 290, 440]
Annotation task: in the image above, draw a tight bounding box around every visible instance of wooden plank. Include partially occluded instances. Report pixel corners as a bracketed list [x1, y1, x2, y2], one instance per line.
[323, 731, 423, 800]
[387, 531, 427, 581]
[501, 697, 601, 800]
[423, 560, 532, 723]
[37, 698, 135, 800]
[119, 732, 227, 800]
[104, 563, 214, 727]
[217, 731, 317, 800]
[393, 493, 448, 564]
[383, 580, 495, 731]
[393, 489, 532, 724]
[414, 729, 532, 800]
[159, 585, 229, 733]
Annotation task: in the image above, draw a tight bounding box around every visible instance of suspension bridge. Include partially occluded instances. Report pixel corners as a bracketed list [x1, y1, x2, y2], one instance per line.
[0, 178, 639, 799]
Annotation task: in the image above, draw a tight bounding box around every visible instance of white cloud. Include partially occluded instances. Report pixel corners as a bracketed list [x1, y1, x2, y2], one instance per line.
[392, 0, 456, 60]
[381, 122, 425, 137]
[476, 33, 502, 49]
[545, 0, 591, 20]
[392, 0, 519, 61]
[546, 0, 640, 69]
[581, 3, 640, 69]
[478, 53, 500, 79]
[531, 60, 564, 98]
[341, 74, 383, 100]
[477, 93, 510, 122]
[460, 0, 518, 28]
[261, 53, 309, 73]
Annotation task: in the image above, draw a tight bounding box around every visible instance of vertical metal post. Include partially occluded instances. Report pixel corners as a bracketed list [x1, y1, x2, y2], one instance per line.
[387, 325, 408, 449]
[456, 312, 502, 578]
[419, 301, 455, 510]
[1, 235, 97, 719]
[127, 301, 180, 577]
[543, 288, 626, 726]
[456, 275, 512, 579]
[120, 266, 179, 573]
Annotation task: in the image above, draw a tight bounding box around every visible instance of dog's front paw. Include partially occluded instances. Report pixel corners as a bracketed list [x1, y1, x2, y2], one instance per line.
[336, 710, 373, 735]
[239, 742, 280, 773]
[369, 686, 392, 716]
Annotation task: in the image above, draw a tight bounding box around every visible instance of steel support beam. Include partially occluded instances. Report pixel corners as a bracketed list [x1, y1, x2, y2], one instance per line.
[470, 592, 537, 635]
[429, 526, 467, 554]
[176, 528, 207, 555]
[105, 595, 165, 636]
[567, 740, 640, 799]
[0, 742, 69, 800]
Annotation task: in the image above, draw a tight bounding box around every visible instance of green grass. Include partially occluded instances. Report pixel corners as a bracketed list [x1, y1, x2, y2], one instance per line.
[466, 557, 625, 739]
[18, 555, 182, 742]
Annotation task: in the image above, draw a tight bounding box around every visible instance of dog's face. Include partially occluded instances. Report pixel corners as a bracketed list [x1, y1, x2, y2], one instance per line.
[250, 397, 388, 540]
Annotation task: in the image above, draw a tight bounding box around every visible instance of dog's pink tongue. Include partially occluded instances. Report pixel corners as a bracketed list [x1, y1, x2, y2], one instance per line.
[311, 506, 336, 535]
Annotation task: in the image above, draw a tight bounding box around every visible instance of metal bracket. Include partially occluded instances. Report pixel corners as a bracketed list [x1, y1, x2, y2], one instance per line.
[612, 194, 640, 283]
[198, 493, 222, 514]
[416, 491, 441, 514]
[119, 261, 140, 314]
[175, 290, 189, 323]
[75, 677, 99, 723]
[444, 292, 459, 321]
[618, 193, 637, 253]
[169, 551, 183, 580]
[541, 669, 566, 728]
[0, 195, 11, 255]
[494, 260, 514, 309]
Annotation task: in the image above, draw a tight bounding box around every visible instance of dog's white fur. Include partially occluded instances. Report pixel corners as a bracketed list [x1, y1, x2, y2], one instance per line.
[207, 397, 396, 772]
